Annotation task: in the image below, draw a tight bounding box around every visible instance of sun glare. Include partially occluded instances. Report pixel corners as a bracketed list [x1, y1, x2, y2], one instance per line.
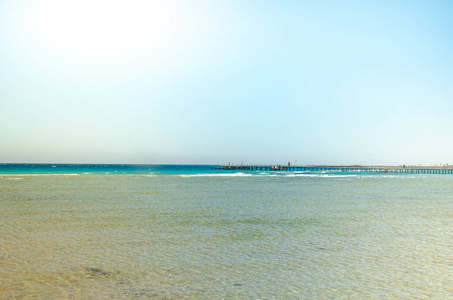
[24, 0, 197, 64]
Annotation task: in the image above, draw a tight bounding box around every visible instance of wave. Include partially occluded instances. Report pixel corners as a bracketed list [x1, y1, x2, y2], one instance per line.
[0, 172, 420, 179]
[285, 174, 358, 178]
[178, 172, 253, 177]
[178, 172, 360, 178]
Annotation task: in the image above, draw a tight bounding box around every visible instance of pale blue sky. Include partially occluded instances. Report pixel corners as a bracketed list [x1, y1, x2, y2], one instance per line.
[1, 0, 452, 165]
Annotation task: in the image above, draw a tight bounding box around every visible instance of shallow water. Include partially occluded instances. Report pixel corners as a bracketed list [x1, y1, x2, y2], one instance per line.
[1, 170, 453, 299]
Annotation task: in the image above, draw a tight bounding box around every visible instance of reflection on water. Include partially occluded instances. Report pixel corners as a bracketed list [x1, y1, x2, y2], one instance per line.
[1, 174, 453, 298]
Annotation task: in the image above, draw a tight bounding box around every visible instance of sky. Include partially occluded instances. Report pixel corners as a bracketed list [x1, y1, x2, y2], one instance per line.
[1, 0, 452, 165]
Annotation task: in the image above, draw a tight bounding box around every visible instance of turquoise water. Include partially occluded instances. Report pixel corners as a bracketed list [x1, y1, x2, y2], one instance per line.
[0, 163, 216, 174]
[1, 165, 452, 299]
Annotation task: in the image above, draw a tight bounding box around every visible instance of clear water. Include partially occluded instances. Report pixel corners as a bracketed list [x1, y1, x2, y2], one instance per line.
[1, 165, 452, 299]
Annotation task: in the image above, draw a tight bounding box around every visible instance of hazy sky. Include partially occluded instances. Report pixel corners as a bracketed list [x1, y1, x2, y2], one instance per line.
[1, 0, 452, 165]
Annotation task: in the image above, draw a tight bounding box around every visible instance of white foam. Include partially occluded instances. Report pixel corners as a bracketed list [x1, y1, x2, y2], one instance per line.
[178, 172, 253, 177]
[286, 174, 358, 178]
[321, 174, 357, 178]
[286, 174, 319, 177]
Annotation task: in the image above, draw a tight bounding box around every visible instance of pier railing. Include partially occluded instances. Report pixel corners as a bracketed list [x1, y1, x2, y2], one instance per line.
[211, 165, 453, 174]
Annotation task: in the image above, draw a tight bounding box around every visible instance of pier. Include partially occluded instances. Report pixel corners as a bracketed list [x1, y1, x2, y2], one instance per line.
[212, 165, 453, 174]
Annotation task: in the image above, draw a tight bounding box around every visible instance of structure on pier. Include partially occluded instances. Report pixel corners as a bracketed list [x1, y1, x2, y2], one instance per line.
[212, 165, 453, 174]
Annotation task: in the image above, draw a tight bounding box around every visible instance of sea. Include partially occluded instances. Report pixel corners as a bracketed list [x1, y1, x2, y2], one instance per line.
[1, 164, 452, 299]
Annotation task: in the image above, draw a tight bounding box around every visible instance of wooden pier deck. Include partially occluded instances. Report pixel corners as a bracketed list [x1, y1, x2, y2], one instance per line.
[212, 165, 453, 174]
